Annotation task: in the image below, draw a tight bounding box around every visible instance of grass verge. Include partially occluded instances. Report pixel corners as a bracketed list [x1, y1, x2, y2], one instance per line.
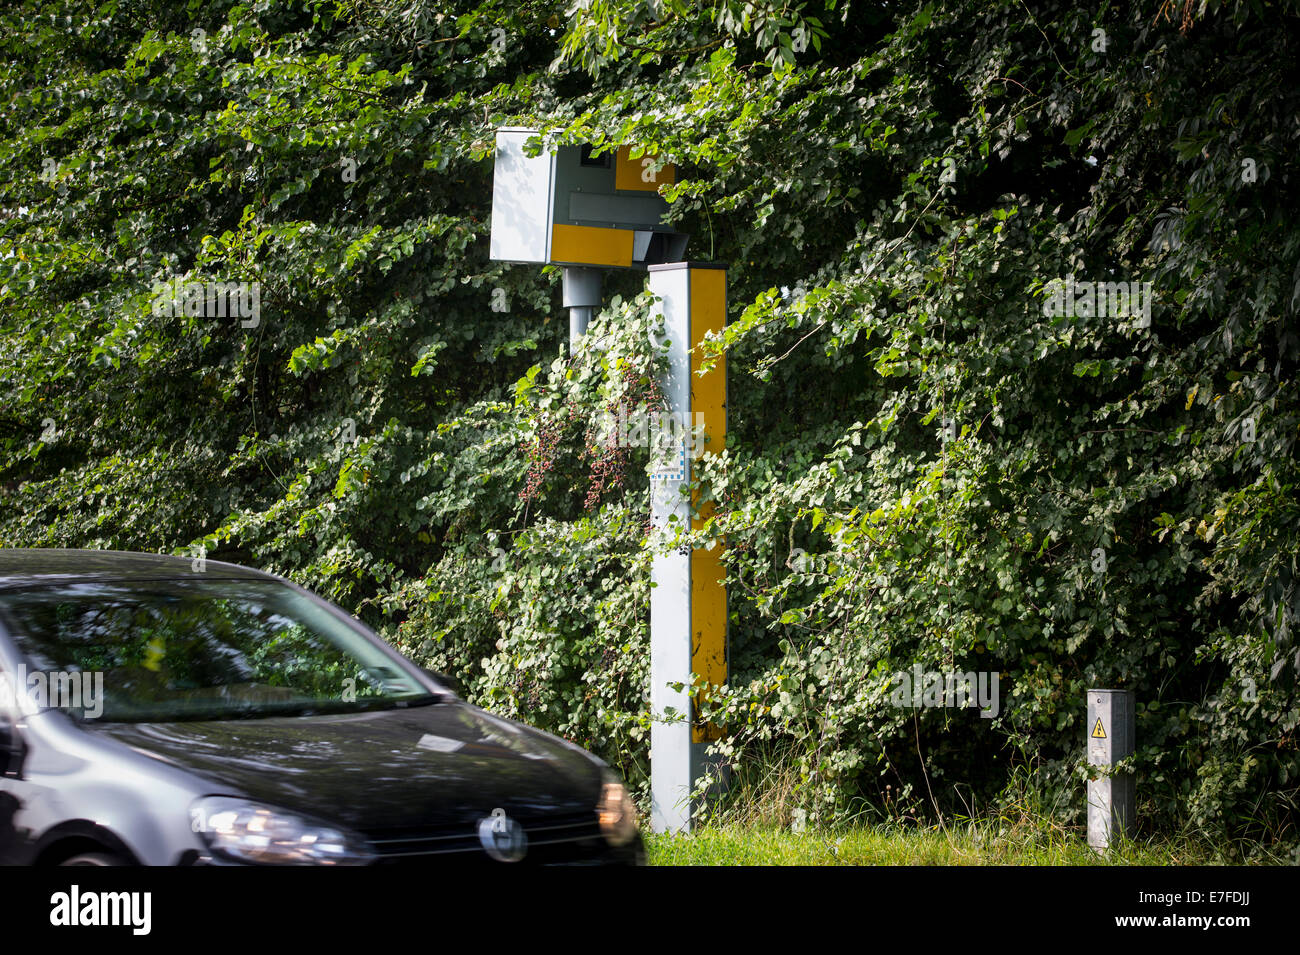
[644, 822, 1279, 865]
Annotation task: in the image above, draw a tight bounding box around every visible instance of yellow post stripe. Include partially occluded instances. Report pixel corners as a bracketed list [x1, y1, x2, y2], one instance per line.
[550, 224, 633, 268]
[688, 267, 727, 742]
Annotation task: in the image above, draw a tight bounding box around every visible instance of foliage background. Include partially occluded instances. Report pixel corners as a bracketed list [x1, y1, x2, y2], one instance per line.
[1, 0, 1297, 856]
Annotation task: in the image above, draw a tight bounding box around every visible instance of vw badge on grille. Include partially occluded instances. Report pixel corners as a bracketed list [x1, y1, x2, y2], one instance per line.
[478, 807, 527, 862]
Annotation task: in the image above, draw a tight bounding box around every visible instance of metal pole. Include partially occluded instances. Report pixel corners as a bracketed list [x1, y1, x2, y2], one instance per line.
[568, 306, 593, 341]
[1086, 688, 1135, 852]
[562, 267, 602, 350]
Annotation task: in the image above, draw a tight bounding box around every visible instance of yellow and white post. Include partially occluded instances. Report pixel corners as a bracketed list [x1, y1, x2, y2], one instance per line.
[647, 262, 728, 833]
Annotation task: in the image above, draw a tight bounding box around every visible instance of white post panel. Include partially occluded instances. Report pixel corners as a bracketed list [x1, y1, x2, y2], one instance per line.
[488, 129, 554, 265]
[1086, 688, 1135, 851]
[647, 263, 727, 834]
[648, 263, 692, 834]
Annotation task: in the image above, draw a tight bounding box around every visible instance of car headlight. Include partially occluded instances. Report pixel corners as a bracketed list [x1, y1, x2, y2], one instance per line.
[597, 771, 638, 847]
[191, 796, 375, 866]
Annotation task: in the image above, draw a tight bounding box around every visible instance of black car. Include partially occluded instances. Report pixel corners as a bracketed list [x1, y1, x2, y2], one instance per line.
[0, 549, 643, 865]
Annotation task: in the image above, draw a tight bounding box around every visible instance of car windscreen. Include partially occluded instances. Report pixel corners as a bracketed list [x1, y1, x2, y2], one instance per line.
[0, 578, 435, 722]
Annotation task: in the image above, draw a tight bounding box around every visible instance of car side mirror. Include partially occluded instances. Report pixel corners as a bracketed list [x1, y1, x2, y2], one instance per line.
[423, 669, 461, 696]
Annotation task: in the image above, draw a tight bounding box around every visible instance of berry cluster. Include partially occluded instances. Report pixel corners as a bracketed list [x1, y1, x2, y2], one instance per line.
[580, 361, 667, 511]
[519, 356, 668, 512]
[519, 404, 579, 504]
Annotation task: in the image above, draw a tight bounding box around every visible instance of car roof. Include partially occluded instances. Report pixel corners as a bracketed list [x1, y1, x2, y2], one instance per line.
[0, 549, 278, 591]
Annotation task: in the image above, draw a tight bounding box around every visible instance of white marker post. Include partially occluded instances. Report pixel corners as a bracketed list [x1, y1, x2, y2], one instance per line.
[1086, 688, 1135, 852]
[647, 262, 728, 834]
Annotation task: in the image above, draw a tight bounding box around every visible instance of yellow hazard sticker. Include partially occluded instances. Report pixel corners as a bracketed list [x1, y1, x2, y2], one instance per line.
[1091, 717, 1107, 739]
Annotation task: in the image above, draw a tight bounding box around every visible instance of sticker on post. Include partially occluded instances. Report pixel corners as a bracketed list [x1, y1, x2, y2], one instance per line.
[1091, 717, 1106, 739]
[650, 436, 687, 483]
